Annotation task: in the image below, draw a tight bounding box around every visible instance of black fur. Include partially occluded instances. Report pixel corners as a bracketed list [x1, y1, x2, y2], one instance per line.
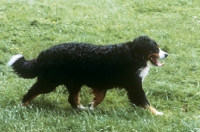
[9, 36, 164, 109]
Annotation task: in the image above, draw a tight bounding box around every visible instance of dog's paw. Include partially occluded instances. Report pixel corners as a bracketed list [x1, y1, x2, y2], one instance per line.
[155, 111, 164, 116]
[77, 105, 87, 110]
[88, 102, 95, 110]
[20, 103, 27, 107]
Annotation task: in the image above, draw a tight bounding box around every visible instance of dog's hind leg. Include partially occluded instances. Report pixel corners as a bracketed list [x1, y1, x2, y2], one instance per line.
[22, 81, 57, 106]
[22, 81, 42, 106]
[65, 84, 85, 109]
[88, 89, 107, 110]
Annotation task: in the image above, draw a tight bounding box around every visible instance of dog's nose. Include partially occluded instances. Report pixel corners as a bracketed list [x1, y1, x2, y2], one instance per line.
[165, 53, 168, 58]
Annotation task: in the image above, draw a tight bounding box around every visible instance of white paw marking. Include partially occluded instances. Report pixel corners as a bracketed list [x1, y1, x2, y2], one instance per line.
[77, 105, 86, 110]
[89, 102, 94, 110]
[156, 111, 164, 116]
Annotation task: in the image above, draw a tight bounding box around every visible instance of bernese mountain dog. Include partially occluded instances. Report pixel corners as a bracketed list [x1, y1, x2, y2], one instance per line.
[8, 36, 168, 115]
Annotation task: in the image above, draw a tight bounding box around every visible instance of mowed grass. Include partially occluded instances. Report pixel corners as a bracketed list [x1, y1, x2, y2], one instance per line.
[0, 0, 200, 131]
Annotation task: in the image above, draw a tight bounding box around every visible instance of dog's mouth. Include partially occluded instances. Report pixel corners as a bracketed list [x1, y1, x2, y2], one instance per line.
[148, 54, 164, 66]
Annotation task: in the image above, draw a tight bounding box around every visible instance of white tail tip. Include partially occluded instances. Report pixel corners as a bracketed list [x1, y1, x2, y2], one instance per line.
[8, 54, 23, 66]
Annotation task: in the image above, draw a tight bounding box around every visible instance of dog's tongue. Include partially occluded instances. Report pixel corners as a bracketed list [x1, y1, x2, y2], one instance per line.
[149, 56, 164, 66]
[156, 60, 164, 66]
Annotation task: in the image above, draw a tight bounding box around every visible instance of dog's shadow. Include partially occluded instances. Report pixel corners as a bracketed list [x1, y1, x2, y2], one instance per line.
[23, 99, 109, 118]
[16, 90, 149, 118]
[13, 98, 152, 121]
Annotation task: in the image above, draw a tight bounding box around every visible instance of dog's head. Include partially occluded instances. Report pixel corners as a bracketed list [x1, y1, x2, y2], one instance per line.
[132, 36, 168, 66]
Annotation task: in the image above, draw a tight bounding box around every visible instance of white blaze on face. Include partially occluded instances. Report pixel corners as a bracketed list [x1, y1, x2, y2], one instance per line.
[159, 49, 168, 60]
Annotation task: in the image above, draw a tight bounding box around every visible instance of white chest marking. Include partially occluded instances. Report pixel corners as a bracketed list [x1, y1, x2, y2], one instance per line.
[139, 66, 150, 81]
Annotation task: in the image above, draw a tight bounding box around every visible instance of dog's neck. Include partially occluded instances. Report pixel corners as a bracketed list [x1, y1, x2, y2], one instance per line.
[138, 64, 150, 81]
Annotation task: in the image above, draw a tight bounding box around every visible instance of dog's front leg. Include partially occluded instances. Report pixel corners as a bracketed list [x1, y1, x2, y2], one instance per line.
[125, 83, 163, 115]
[145, 104, 164, 115]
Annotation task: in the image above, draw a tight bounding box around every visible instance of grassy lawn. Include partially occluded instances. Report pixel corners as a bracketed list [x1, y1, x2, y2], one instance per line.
[0, 0, 200, 131]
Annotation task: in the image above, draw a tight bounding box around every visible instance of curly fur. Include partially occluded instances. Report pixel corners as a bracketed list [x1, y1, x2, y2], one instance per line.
[8, 36, 168, 115]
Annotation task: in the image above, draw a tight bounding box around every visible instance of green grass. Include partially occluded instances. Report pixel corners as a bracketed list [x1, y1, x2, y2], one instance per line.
[1, 0, 200, 131]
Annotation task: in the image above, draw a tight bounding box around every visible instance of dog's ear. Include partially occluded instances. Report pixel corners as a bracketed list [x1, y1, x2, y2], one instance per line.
[134, 44, 150, 58]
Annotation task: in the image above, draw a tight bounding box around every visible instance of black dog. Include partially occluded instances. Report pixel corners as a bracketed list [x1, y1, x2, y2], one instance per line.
[8, 36, 168, 115]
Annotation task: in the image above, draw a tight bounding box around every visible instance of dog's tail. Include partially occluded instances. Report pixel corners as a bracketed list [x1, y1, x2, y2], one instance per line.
[8, 54, 39, 79]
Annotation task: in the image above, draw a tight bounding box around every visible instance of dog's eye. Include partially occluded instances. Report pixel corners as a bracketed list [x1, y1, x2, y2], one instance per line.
[156, 45, 159, 51]
[153, 47, 159, 53]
